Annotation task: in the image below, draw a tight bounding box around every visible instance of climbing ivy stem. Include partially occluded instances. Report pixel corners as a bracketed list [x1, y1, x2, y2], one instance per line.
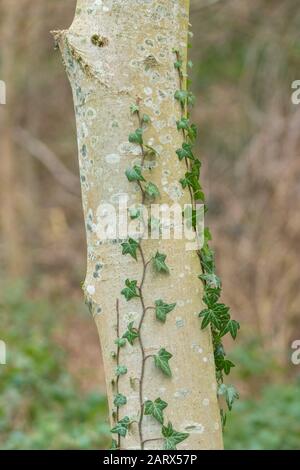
[115, 298, 121, 449]
[136, 242, 149, 449]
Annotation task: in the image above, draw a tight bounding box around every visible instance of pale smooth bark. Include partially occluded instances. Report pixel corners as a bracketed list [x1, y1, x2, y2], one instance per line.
[54, 0, 222, 450]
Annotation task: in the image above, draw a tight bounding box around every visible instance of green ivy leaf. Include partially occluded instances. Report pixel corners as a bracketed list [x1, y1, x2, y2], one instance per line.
[176, 117, 190, 131]
[122, 321, 139, 345]
[199, 303, 230, 330]
[223, 359, 235, 375]
[114, 337, 126, 348]
[220, 319, 240, 339]
[113, 393, 127, 407]
[144, 397, 167, 424]
[200, 245, 215, 273]
[115, 365, 127, 376]
[174, 89, 188, 106]
[187, 123, 197, 142]
[130, 104, 139, 114]
[154, 348, 172, 377]
[187, 92, 196, 107]
[110, 416, 130, 437]
[129, 207, 141, 220]
[121, 238, 139, 260]
[125, 165, 145, 182]
[128, 128, 143, 145]
[153, 252, 169, 273]
[121, 279, 140, 301]
[204, 227, 212, 242]
[142, 114, 151, 124]
[202, 287, 221, 307]
[110, 439, 118, 450]
[162, 421, 189, 450]
[145, 182, 160, 199]
[176, 142, 194, 161]
[155, 299, 176, 323]
[199, 273, 221, 289]
[174, 59, 183, 70]
[218, 384, 239, 411]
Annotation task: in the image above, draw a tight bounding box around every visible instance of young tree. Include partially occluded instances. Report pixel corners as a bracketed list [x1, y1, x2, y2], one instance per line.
[54, 0, 224, 450]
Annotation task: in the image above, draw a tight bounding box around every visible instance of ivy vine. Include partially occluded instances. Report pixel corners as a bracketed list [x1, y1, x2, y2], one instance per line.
[110, 104, 187, 450]
[173, 34, 240, 429]
[109, 31, 240, 450]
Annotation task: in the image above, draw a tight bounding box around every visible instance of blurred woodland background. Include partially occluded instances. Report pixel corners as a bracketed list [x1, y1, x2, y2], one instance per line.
[0, 0, 300, 449]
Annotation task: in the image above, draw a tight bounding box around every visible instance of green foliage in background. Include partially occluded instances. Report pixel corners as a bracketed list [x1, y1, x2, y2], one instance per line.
[0, 282, 109, 450]
[1, 282, 299, 450]
[225, 381, 300, 450]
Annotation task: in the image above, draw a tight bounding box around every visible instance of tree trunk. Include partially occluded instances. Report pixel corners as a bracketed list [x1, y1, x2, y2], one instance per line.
[54, 0, 223, 450]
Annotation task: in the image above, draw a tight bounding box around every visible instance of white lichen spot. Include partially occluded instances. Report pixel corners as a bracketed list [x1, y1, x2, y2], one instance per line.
[174, 388, 190, 399]
[203, 356, 208, 363]
[86, 107, 97, 121]
[163, 182, 184, 202]
[191, 343, 203, 354]
[175, 317, 185, 328]
[87, 285, 95, 296]
[124, 311, 139, 323]
[144, 87, 153, 96]
[105, 153, 120, 164]
[202, 398, 210, 407]
[214, 422, 220, 431]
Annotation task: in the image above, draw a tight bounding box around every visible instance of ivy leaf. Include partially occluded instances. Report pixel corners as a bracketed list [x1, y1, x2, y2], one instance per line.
[144, 397, 167, 424]
[113, 393, 127, 407]
[218, 384, 239, 411]
[155, 299, 176, 323]
[162, 422, 189, 450]
[130, 104, 139, 114]
[114, 337, 127, 348]
[122, 321, 139, 345]
[176, 117, 190, 131]
[115, 365, 127, 376]
[174, 59, 183, 70]
[200, 245, 215, 273]
[204, 227, 212, 242]
[199, 273, 221, 289]
[188, 123, 197, 142]
[110, 416, 130, 437]
[145, 182, 160, 199]
[174, 89, 188, 106]
[223, 359, 235, 375]
[202, 287, 221, 307]
[121, 238, 139, 260]
[128, 128, 143, 145]
[110, 439, 118, 450]
[199, 303, 230, 330]
[176, 142, 194, 161]
[187, 92, 196, 107]
[220, 319, 240, 339]
[121, 279, 140, 301]
[154, 348, 172, 377]
[153, 251, 169, 274]
[129, 207, 141, 220]
[142, 114, 151, 124]
[125, 165, 145, 182]
[220, 409, 227, 428]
